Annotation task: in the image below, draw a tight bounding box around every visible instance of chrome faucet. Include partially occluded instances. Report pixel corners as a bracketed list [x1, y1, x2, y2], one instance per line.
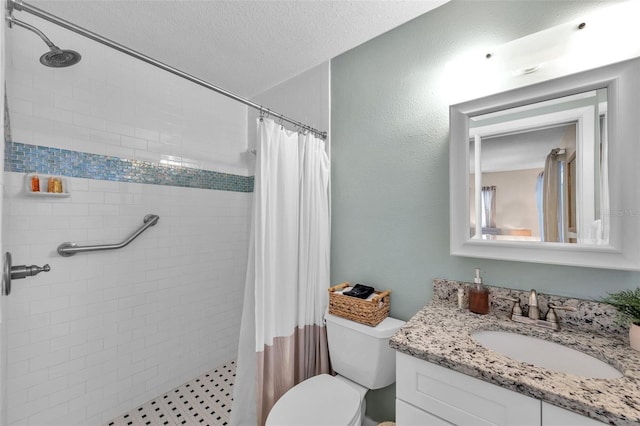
[497, 289, 576, 331]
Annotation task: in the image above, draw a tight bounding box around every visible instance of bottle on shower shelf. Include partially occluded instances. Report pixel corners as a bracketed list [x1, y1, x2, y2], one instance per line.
[53, 178, 63, 193]
[30, 174, 40, 192]
[31, 174, 40, 192]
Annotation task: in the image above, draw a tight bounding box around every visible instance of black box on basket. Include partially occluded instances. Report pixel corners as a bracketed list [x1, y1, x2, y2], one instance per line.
[328, 282, 390, 327]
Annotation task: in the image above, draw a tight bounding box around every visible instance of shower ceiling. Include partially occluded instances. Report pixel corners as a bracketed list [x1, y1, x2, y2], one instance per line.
[27, 0, 449, 97]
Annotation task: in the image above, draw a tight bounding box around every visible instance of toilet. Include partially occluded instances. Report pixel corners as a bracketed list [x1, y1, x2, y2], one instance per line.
[266, 310, 405, 426]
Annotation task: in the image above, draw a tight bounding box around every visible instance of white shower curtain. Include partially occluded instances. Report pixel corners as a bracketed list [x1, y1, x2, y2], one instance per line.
[481, 185, 496, 229]
[231, 118, 331, 426]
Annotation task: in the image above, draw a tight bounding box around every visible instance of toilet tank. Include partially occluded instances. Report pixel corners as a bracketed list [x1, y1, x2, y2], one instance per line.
[325, 311, 405, 389]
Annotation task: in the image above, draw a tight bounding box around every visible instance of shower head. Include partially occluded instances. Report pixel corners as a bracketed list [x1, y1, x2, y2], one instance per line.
[6, 14, 81, 67]
[39, 48, 81, 68]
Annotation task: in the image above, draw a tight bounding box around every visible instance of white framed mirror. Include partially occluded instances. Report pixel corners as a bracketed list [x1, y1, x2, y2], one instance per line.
[450, 57, 640, 270]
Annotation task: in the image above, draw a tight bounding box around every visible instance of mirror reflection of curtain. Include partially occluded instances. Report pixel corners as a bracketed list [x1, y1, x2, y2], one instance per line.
[536, 172, 544, 239]
[537, 149, 564, 242]
[481, 185, 496, 228]
[587, 113, 609, 244]
[598, 114, 609, 244]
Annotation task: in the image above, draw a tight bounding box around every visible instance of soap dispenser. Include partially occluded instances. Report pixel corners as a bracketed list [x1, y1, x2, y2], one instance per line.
[468, 268, 490, 314]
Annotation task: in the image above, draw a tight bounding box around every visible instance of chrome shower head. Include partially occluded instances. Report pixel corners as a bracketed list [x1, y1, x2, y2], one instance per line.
[6, 14, 81, 68]
[40, 48, 81, 68]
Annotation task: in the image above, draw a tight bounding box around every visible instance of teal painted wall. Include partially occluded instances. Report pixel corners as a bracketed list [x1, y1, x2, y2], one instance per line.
[330, 0, 636, 421]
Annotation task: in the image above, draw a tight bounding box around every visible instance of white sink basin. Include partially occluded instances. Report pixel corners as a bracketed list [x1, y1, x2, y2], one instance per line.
[471, 330, 623, 379]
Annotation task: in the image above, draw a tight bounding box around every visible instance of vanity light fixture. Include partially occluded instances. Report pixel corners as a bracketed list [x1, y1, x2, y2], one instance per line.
[443, 1, 640, 105]
[485, 22, 583, 65]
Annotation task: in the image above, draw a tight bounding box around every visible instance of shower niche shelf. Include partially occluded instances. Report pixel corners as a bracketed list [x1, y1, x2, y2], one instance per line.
[25, 173, 70, 198]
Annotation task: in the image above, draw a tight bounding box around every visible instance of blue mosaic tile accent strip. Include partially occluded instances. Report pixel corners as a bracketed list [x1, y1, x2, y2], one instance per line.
[4, 141, 254, 193]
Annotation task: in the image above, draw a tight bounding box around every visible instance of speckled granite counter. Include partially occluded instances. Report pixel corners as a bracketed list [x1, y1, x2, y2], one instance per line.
[390, 279, 640, 425]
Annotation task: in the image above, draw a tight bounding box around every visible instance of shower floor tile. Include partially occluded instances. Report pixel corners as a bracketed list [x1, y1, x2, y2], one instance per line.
[105, 360, 235, 426]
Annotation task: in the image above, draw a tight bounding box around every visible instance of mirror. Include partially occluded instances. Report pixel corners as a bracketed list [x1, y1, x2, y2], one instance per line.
[468, 88, 608, 244]
[450, 57, 640, 270]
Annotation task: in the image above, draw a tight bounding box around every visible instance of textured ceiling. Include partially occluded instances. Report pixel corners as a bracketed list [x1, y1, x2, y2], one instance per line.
[27, 0, 449, 97]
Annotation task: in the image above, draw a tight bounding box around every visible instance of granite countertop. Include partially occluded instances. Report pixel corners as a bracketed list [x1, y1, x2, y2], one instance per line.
[390, 302, 640, 425]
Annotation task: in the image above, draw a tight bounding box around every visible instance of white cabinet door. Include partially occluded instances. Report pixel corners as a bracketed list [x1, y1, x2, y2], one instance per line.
[396, 352, 540, 426]
[396, 399, 453, 426]
[542, 402, 605, 425]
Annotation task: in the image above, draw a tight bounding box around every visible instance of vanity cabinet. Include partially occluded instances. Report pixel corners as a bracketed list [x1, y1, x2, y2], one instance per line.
[396, 352, 605, 425]
[396, 352, 539, 425]
[542, 402, 604, 426]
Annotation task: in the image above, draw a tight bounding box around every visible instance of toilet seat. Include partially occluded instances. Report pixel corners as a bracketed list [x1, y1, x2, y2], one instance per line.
[266, 374, 362, 426]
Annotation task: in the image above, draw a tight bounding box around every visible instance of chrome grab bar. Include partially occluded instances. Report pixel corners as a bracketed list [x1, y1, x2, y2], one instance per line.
[57, 214, 160, 257]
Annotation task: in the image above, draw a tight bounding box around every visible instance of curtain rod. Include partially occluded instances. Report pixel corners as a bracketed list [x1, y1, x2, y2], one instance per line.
[8, 0, 328, 140]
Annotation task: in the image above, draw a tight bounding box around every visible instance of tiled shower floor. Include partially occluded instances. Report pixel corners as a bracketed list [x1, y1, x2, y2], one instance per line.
[105, 360, 235, 426]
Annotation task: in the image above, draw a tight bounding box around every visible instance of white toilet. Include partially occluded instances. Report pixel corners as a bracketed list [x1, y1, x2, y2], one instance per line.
[266, 310, 405, 426]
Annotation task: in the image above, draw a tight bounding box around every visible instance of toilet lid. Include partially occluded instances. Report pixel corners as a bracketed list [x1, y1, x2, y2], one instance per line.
[266, 374, 361, 426]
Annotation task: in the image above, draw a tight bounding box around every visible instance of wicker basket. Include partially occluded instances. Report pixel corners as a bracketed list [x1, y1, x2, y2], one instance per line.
[328, 282, 390, 327]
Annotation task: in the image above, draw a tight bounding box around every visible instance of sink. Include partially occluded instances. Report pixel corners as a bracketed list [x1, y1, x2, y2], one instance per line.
[471, 330, 623, 379]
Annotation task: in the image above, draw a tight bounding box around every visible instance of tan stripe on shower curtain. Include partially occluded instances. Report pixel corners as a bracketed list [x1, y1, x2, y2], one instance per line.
[256, 324, 331, 426]
[543, 150, 560, 242]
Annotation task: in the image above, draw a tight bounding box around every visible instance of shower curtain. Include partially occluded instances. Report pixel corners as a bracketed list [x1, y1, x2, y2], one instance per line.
[586, 115, 609, 244]
[539, 150, 561, 242]
[232, 118, 331, 426]
[481, 185, 496, 229]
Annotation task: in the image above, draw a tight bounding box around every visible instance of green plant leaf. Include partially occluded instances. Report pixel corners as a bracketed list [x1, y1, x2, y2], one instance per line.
[601, 288, 640, 325]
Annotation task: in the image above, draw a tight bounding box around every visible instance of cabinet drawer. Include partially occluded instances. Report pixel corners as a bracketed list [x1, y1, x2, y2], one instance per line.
[396, 352, 540, 426]
[542, 402, 605, 425]
[397, 399, 453, 426]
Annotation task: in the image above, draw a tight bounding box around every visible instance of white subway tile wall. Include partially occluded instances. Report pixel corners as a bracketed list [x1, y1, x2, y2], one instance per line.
[4, 174, 250, 425]
[4, 10, 251, 426]
[6, 13, 249, 177]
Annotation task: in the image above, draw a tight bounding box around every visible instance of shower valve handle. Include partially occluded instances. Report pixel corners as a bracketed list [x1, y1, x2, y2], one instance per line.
[3, 252, 52, 296]
[11, 264, 51, 280]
